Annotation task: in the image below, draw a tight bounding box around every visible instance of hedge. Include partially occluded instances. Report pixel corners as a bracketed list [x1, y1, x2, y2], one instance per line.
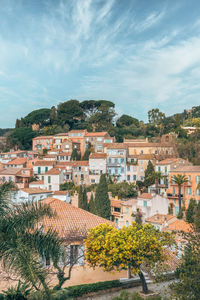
[66, 280, 122, 298]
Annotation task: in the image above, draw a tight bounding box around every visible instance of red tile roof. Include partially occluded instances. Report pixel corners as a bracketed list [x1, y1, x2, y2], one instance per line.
[44, 168, 62, 175]
[89, 153, 107, 159]
[104, 143, 128, 149]
[34, 160, 55, 166]
[41, 198, 113, 237]
[86, 132, 108, 137]
[171, 166, 200, 172]
[33, 136, 54, 140]
[20, 188, 52, 194]
[0, 168, 21, 175]
[166, 219, 192, 232]
[54, 191, 69, 195]
[72, 161, 89, 167]
[138, 193, 153, 199]
[30, 180, 44, 185]
[146, 214, 176, 225]
[6, 158, 27, 165]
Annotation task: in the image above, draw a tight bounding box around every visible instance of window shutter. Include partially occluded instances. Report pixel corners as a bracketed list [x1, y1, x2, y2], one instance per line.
[65, 245, 71, 267]
[78, 245, 84, 266]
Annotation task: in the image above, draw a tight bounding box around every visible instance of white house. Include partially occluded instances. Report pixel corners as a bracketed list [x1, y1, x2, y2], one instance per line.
[33, 160, 55, 177]
[11, 188, 53, 204]
[53, 191, 71, 203]
[43, 168, 65, 191]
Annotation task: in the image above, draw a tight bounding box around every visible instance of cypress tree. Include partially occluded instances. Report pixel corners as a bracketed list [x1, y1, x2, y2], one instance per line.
[186, 198, 197, 223]
[194, 201, 200, 231]
[95, 174, 111, 220]
[78, 186, 88, 211]
[89, 193, 96, 214]
[144, 160, 155, 187]
[82, 148, 91, 161]
[71, 148, 81, 161]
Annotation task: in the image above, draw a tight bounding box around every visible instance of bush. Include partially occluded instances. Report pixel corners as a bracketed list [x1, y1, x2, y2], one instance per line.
[66, 280, 122, 298]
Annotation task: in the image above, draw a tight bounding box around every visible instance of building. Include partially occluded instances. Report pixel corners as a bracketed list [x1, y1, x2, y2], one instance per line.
[33, 160, 56, 177]
[72, 161, 89, 186]
[12, 188, 53, 204]
[56, 152, 71, 162]
[85, 132, 114, 153]
[0, 168, 33, 189]
[145, 214, 177, 231]
[154, 158, 192, 196]
[167, 165, 200, 215]
[136, 193, 169, 220]
[52, 133, 68, 150]
[89, 153, 107, 184]
[4, 158, 27, 168]
[105, 143, 128, 182]
[43, 168, 65, 191]
[32, 136, 53, 152]
[68, 130, 87, 157]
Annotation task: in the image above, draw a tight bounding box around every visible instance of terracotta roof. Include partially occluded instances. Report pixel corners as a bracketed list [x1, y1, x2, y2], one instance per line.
[121, 199, 138, 206]
[110, 199, 122, 208]
[44, 168, 62, 175]
[43, 155, 57, 158]
[89, 153, 107, 159]
[104, 143, 128, 149]
[0, 168, 20, 175]
[171, 165, 200, 172]
[40, 198, 113, 237]
[54, 133, 68, 136]
[146, 214, 175, 225]
[86, 132, 108, 137]
[57, 152, 71, 156]
[6, 158, 27, 165]
[72, 161, 89, 167]
[157, 158, 185, 165]
[34, 160, 55, 166]
[33, 136, 53, 140]
[165, 219, 192, 232]
[126, 143, 173, 147]
[56, 162, 74, 166]
[20, 188, 52, 194]
[54, 191, 69, 195]
[29, 180, 44, 185]
[138, 193, 153, 199]
[68, 130, 87, 133]
[137, 154, 155, 160]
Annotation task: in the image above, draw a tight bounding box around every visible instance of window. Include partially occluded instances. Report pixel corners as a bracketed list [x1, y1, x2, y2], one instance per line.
[158, 166, 161, 172]
[70, 245, 79, 265]
[81, 174, 84, 180]
[114, 158, 118, 163]
[116, 218, 118, 224]
[38, 167, 41, 174]
[196, 176, 200, 184]
[140, 150, 143, 154]
[121, 158, 124, 163]
[48, 176, 51, 184]
[143, 200, 147, 207]
[115, 168, 118, 174]
[133, 175, 137, 181]
[186, 188, 192, 195]
[97, 137, 102, 141]
[127, 175, 130, 181]
[114, 207, 120, 212]
[165, 166, 167, 173]
[121, 167, 124, 173]
[126, 220, 129, 227]
[126, 207, 129, 215]
[196, 189, 200, 196]
[127, 165, 130, 171]
[140, 160, 143, 165]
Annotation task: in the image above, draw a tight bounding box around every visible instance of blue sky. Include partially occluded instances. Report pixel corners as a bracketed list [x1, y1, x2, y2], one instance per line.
[1, 0, 200, 127]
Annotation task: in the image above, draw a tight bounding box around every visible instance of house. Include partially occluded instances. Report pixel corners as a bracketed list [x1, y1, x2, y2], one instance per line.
[89, 153, 107, 184]
[56, 162, 73, 181]
[12, 188, 53, 204]
[52, 133, 68, 150]
[68, 130, 87, 157]
[56, 152, 71, 162]
[145, 214, 177, 231]
[53, 190, 71, 203]
[136, 193, 169, 220]
[85, 132, 114, 153]
[33, 160, 56, 177]
[154, 158, 192, 196]
[32, 136, 53, 152]
[72, 161, 89, 186]
[167, 165, 200, 216]
[4, 158, 27, 168]
[105, 143, 128, 182]
[29, 180, 44, 189]
[43, 168, 65, 191]
[39, 197, 127, 286]
[0, 152, 12, 163]
[110, 197, 122, 226]
[0, 168, 33, 189]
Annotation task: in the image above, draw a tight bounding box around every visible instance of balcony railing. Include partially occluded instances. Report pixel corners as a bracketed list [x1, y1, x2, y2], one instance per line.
[167, 193, 183, 198]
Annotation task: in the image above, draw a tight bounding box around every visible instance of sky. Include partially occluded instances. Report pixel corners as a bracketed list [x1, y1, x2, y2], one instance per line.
[1, 0, 200, 127]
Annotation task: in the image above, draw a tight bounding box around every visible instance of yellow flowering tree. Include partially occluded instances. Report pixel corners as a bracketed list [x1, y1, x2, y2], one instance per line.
[85, 222, 174, 294]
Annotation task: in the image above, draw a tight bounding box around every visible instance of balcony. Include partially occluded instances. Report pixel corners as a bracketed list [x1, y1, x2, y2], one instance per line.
[167, 193, 183, 198]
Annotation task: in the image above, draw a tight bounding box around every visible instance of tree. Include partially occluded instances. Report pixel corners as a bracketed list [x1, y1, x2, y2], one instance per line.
[116, 115, 139, 128]
[85, 223, 174, 294]
[194, 201, 200, 231]
[108, 182, 137, 199]
[144, 161, 155, 187]
[70, 148, 81, 161]
[0, 182, 61, 297]
[23, 108, 51, 127]
[50, 106, 57, 125]
[60, 181, 74, 191]
[7, 127, 37, 150]
[57, 100, 83, 128]
[132, 208, 143, 224]
[154, 171, 163, 194]
[171, 174, 188, 217]
[95, 174, 111, 220]
[89, 193, 96, 214]
[186, 198, 197, 223]
[78, 186, 88, 211]
[82, 148, 91, 161]
[148, 108, 165, 126]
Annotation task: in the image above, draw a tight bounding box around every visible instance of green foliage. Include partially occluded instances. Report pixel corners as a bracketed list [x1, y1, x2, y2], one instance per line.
[82, 148, 91, 161]
[70, 148, 81, 161]
[95, 174, 111, 220]
[57, 100, 83, 128]
[171, 174, 188, 216]
[148, 108, 165, 126]
[88, 193, 96, 214]
[116, 115, 139, 128]
[78, 186, 88, 211]
[23, 109, 51, 126]
[2, 281, 31, 300]
[60, 181, 74, 191]
[0, 128, 11, 137]
[7, 127, 37, 150]
[66, 280, 122, 298]
[108, 182, 137, 199]
[194, 201, 200, 231]
[186, 198, 197, 223]
[144, 161, 155, 187]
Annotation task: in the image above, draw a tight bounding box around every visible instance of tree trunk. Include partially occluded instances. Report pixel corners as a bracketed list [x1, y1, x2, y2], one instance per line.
[178, 185, 182, 214]
[127, 265, 131, 279]
[138, 271, 149, 294]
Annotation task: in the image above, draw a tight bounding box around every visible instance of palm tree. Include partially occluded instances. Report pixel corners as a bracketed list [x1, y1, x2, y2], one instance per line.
[171, 174, 188, 217]
[0, 182, 61, 297]
[154, 171, 163, 194]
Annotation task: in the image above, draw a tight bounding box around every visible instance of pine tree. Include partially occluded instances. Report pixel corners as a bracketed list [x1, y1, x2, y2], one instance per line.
[78, 186, 88, 211]
[71, 148, 81, 161]
[82, 149, 91, 161]
[144, 160, 155, 187]
[95, 174, 111, 220]
[194, 201, 200, 231]
[186, 198, 197, 223]
[89, 193, 96, 214]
